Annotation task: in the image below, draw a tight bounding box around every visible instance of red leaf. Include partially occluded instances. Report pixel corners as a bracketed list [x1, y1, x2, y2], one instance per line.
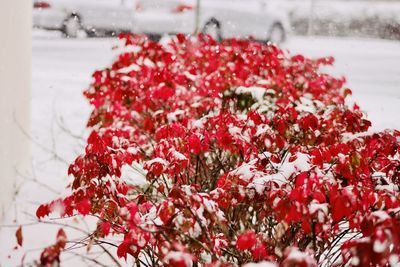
[16, 227, 23, 247]
[153, 86, 175, 100]
[236, 231, 257, 251]
[117, 241, 129, 260]
[76, 199, 91, 216]
[127, 203, 138, 218]
[295, 172, 308, 187]
[159, 202, 175, 224]
[292, 54, 305, 62]
[310, 149, 323, 167]
[332, 196, 350, 222]
[344, 88, 352, 97]
[36, 204, 49, 219]
[56, 228, 67, 249]
[251, 243, 268, 260]
[86, 131, 107, 154]
[100, 222, 111, 236]
[188, 134, 202, 155]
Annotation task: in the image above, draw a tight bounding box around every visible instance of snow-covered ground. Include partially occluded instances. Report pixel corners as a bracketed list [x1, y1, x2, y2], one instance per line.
[0, 32, 399, 266]
[0, 33, 121, 266]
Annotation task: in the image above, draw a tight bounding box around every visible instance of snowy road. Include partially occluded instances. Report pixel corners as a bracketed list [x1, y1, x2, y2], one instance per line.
[0, 34, 399, 265]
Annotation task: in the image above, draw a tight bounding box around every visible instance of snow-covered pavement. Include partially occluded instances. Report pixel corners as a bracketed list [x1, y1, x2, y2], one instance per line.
[0, 33, 399, 265]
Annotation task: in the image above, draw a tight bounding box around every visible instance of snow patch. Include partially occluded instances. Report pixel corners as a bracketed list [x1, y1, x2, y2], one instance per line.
[167, 109, 185, 123]
[120, 164, 148, 186]
[236, 86, 265, 102]
[164, 251, 193, 267]
[117, 64, 140, 74]
[232, 160, 258, 182]
[250, 153, 310, 193]
[243, 262, 277, 267]
[146, 157, 168, 166]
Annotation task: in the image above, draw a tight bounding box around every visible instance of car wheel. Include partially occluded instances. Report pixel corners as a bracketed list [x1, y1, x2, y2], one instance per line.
[62, 15, 82, 38]
[268, 23, 286, 44]
[86, 27, 98, 38]
[202, 18, 222, 42]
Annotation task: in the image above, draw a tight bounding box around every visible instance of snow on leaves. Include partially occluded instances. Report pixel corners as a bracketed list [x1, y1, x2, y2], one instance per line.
[35, 33, 400, 266]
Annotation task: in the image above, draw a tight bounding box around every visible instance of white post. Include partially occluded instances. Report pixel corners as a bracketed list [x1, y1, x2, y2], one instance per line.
[0, 0, 32, 219]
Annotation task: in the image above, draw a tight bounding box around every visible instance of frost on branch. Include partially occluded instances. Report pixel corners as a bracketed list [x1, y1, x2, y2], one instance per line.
[35, 34, 400, 266]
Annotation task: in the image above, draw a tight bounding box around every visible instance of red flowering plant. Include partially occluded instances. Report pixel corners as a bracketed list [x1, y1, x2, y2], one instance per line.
[34, 34, 400, 266]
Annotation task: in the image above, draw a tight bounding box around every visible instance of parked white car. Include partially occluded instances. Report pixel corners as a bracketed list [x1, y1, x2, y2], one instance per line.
[33, 0, 136, 37]
[33, 0, 290, 43]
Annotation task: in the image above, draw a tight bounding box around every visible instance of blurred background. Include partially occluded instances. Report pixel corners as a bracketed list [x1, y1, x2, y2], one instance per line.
[31, 0, 400, 40]
[1, 0, 399, 266]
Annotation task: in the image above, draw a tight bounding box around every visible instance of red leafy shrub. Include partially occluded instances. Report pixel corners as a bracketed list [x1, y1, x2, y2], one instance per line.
[36, 34, 400, 266]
